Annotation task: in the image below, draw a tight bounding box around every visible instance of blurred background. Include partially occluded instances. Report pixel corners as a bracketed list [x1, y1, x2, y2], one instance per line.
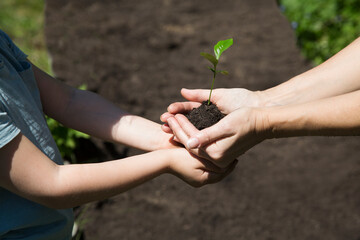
[1, 0, 360, 239]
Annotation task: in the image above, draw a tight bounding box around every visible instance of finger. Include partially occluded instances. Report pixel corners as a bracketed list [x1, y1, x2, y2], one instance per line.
[167, 117, 207, 159]
[160, 112, 174, 123]
[173, 135, 181, 144]
[167, 117, 190, 146]
[197, 147, 212, 161]
[174, 114, 199, 142]
[168, 136, 183, 147]
[161, 123, 173, 134]
[173, 114, 212, 160]
[194, 155, 228, 174]
[181, 88, 210, 102]
[205, 159, 238, 184]
[167, 102, 201, 114]
[174, 115, 232, 163]
[187, 119, 232, 149]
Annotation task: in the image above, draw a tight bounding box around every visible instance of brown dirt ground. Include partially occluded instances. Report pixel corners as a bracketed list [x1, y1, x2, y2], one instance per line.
[45, 1, 360, 239]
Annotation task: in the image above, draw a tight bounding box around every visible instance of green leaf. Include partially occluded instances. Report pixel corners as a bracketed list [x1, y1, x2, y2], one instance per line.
[207, 66, 216, 73]
[201, 52, 218, 67]
[214, 38, 233, 60]
[219, 70, 229, 75]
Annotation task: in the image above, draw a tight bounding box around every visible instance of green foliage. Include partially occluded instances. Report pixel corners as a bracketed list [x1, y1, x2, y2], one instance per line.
[0, 0, 52, 74]
[201, 38, 233, 105]
[46, 118, 89, 163]
[279, 0, 360, 65]
[0, 0, 89, 162]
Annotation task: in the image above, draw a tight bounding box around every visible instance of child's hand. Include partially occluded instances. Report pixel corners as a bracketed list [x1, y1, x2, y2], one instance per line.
[166, 148, 237, 187]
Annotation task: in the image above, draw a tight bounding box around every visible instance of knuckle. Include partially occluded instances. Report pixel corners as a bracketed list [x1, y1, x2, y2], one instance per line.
[221, 120, 233, 133]
[210, 150, 224, 162]
[202, 132, 212, 145]
[195, 174, 209, 187]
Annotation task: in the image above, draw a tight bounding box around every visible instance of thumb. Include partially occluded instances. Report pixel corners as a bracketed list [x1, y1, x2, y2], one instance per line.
[186, 121, 231, 149]
[181, 88, 210, 102]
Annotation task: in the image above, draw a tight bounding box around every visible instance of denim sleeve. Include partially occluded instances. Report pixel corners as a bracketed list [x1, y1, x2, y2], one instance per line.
[0, 109, 20, 149]
[0, 30, 28, 61]
[0, 98, 20, 149]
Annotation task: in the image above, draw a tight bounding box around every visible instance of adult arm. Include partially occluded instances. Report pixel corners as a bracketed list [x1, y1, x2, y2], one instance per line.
[265, 89, 360, 137]
[161, 37, 360, 163]
[261, 37, 360, 106]
[163, 36, 360, 123]
[0, 133, 234, 209]
[166, 89, 360, 167]
[31, 63, 176, 151]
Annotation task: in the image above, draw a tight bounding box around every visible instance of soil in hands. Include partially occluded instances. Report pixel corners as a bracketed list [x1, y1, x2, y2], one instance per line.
[186, 101, 225, 130]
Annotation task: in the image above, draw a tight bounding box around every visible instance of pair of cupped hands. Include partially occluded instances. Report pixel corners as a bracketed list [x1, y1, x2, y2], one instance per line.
[161, 88, 269, 169]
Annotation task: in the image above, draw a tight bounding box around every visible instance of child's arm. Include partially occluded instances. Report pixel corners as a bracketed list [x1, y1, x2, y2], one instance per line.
[31, 63, 177, 151]
[0, 133, 234, 209]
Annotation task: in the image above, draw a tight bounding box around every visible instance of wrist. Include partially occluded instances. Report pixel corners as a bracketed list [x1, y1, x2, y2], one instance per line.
[258, 76, 303, 107]
[164, 148, 187, 176]
[252, 107, 273, 140]
[161, 149, 177, 174]
[261, 104, 309, 139]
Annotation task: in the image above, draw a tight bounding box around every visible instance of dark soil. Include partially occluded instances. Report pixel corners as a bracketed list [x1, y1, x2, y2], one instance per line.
[45, 1, 360, 240]
[186, 101, 225, 130]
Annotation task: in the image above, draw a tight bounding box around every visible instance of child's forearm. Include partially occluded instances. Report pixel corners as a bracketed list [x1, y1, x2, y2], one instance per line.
[61, 88, 173, 151]
[264, 90, 360, 138]
[2, 134, 225, 210]
[51, 150, 170, 208]
[32, 64, 174, 151]
[3, 134, 168, 209]
[261, 37, 360, 106]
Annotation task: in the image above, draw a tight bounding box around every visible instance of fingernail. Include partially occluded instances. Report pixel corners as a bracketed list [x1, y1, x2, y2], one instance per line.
[187, 138, 199, 149]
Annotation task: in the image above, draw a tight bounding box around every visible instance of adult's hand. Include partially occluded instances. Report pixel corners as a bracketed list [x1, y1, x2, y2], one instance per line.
[166, 107, 269, 168]
[160, 88, 265, 133]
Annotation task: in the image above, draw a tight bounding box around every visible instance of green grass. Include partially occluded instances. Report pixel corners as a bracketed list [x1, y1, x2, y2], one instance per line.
[0, 0, 89, 162]
[0, 0, 52, 74]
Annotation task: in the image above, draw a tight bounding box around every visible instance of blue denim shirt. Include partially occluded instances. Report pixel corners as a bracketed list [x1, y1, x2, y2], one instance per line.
[0, 30, 73, 240]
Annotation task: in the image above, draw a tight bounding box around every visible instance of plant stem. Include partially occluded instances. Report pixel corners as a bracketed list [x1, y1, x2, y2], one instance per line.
[208, 70, 217, 105]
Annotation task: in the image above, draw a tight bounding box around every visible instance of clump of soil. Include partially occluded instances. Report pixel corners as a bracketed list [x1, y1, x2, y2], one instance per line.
[186, 101, 225, 130]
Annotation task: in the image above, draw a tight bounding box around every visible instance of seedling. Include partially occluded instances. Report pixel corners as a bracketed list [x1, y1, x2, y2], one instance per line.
[201, 38, 233, 105]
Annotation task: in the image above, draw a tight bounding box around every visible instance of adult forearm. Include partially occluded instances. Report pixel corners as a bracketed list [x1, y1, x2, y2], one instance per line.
[265, 90, 360, 138]
[261, 37, 360, 106]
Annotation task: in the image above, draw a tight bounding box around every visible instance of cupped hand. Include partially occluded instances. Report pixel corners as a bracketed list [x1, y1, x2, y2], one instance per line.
[167, 148, 237, 187]
[162, 87, 263, 117]
[166, 107, 269, 168]
[160, 88, 264, 133]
